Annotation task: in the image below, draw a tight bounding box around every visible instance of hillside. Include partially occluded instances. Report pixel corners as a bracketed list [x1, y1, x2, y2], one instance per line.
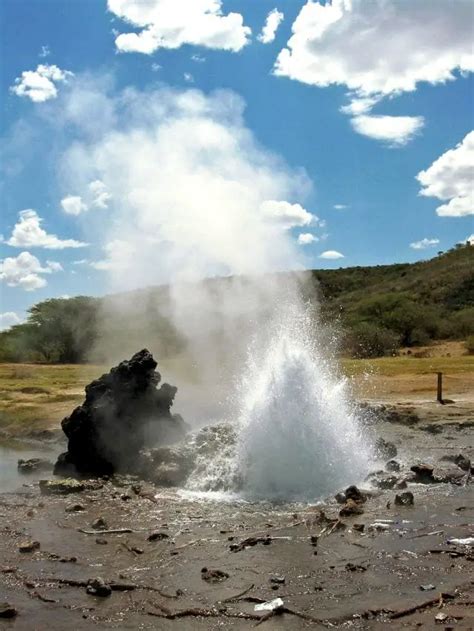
[1, 244, 473, 362]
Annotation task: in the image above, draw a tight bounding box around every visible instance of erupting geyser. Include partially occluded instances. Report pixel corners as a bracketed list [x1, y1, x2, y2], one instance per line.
[187, 306, 374, 501]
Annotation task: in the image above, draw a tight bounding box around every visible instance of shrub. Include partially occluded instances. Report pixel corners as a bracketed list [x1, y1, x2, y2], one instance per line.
[466, 335, 474, 355]
[343, 322, 401, 358]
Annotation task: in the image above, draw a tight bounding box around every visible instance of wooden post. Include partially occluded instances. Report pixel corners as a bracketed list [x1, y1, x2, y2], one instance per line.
[437, 372, 443, 404]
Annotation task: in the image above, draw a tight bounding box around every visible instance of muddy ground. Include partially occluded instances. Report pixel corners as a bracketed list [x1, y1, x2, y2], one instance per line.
[0, 401, 473, 630]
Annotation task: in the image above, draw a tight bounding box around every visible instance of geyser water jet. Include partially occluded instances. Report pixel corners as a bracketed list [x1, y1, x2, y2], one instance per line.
[186, 304, 373, 501]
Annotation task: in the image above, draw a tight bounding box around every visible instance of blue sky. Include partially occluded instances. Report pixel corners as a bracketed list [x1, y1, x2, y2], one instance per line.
[1, 0, 473, 327]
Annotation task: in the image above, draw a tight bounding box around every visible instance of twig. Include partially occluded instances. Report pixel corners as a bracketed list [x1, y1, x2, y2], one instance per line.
[32, 591, 57, 603]
[147, 607, 261, 621]
[390, 593, 452, 620]
[78, 528, 134, 535]
[219, 583, 255, 603]
[44, 577, 180, 598]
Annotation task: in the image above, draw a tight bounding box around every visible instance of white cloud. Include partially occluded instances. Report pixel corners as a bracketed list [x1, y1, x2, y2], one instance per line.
[258, 8, 284, 44]
[191, 54, 206, 63]
[462, 234, 474, 245]
[0, 312, 22, 331]
[260, 200, 314, 230]
[151, 62, 162, 72]
[298, 232, 318, 245]
[416, 131, 474, 217]
[184, 73, 194, 83]
[5, 209, 87, 249]
[0, 251, 62, 291]
[350, 114, 424, 146]
[275, 0, 474, 96]
[10, 64, 73, 103]
[61, 195, 87, 216]
[333, 204, 348, 210]
[58, 84, 312, 287]
[319, 250, 344, 259]
[39, 45, 51, 58]
[61, 180, 111, 215]
[410, 238, 440, 250]
[275, 0, 473, 145]
[107, 0, 251, 54]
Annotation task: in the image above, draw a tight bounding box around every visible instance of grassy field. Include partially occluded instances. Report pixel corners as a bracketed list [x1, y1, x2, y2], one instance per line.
[0, 354, 473, 436]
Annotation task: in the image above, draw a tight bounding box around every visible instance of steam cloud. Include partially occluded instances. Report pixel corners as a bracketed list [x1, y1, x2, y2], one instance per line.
[58, 77, 318, 424]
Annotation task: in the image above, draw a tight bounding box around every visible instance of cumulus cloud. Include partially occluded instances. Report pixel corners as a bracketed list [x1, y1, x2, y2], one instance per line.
[10, 64, 73, 103]
[416, 131, 474, 217]
[107, 0, 251, 54]
[297, 233, 318, 245]
[58, 83, 313, 287]
[319, 250, 344, 259]
[275, 0, 473, 144]
[60, 195, 87, 216]
[275, 0, 473, 96]
[350, 114, 424, 146]
[333, 204, 348, 210]
[0, 251, 62, 291]
[61, 180, 111, 215]
[5, 209, 87, 249]
[410, 238, 440, 250]
[0, 312, 22, 330]
[258, 8, 284, 44]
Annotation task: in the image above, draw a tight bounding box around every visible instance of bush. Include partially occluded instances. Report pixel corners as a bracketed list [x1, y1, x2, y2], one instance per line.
[466, 336, 474, 355]
[343, 322, 401, 358]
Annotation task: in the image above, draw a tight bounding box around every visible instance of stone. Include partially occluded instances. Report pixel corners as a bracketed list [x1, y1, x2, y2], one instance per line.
[0, 603, 17, 618]
[386, 460, 400, 472]
[18, 458, 53, 474]
[410, 464, 435, 484]
[372, 474, 399, 490]
[148, 532, 169, 541]
[269, 576, 286, 584]
[91, 517, 108, 531]
[375, 438, 397, 459]
[86, 577, 112, 597]
[65, 503, 85, 512]
[339, 499, 364, 517]
[54, 349, 187, 477]
[439, 453, 471, 472]
[200, 568, 229, 583]
[19, 540, 40, 553]
[39, 479, 85, 495]
[344, 485, 367, 503]
[394, 491, 414, 506]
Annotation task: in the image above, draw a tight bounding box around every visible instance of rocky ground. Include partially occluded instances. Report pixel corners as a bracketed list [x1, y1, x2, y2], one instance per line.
[0, 401, 473, 630]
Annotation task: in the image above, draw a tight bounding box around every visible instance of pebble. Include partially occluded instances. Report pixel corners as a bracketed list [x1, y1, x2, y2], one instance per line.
[18, 540, 40, 553]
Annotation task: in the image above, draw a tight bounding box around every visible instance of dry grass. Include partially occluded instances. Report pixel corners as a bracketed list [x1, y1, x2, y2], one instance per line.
[0, 354, 473, 435]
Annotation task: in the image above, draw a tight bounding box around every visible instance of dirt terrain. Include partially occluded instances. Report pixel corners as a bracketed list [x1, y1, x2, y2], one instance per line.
[0, 401, 473, 630]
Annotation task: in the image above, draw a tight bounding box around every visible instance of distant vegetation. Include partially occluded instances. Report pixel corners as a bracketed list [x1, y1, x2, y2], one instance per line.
[1, 243, 473, 362]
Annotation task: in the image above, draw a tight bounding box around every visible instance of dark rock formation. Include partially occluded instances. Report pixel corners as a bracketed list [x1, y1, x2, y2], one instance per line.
[54, 349, 187, 477]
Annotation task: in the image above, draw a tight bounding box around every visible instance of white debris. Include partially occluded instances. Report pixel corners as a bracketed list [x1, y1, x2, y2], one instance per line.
[255, 598, 284, 612]
[447, 536, 474, 546]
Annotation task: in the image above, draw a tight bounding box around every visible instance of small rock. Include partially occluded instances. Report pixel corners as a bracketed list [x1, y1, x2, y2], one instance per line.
[147, 532, 169, 542]
[345, 562, 367, 572]
[0, 603, 17, 619]
[269, 575, 285, 584]
[334, 492, 346, 504]
[439, 453, 471, 472]
[353, 523, 365, 532]
[65, 503, 85, 512]
[18, 458, 53, 474]
[91, 517, 108, 530]
[95, 538, 108, 545]
[201, 568, 229, 583]
[410, 464, 436, 483]
[310, 535, 318, 546]
[39, 479, 85, 495]
[386, 460, 400, 472]
[121, 494, 132, 501]
[372, 474, 399, 490]
[394, 479, 408, 489]
[339, 499, 364, 517]
[420, 584, 435, 591]
[344, 485, 366, 503]
[394, 491, 414, 506]
[86, 577, 112, 597]
[434, 613, 448, 622]
[19, 540, 40, 553]
[375, 438, 398, 459]
[26, 509, 35, 518]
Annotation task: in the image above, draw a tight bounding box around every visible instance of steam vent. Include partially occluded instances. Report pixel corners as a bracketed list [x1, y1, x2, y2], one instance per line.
[54, 349, 186, 477]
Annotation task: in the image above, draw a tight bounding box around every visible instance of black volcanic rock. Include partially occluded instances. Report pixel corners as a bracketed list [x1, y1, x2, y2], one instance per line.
[54, 349, 187, 477]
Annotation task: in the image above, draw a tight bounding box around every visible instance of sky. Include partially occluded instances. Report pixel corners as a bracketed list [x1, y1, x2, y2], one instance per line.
[1, 0, 473, 329]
